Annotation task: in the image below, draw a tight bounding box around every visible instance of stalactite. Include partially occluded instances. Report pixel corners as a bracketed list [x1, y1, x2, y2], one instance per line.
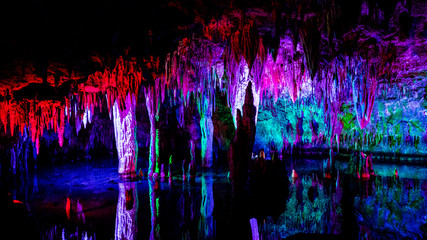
[176, 101, 185, 128]
[58, 106, 65, 147]
[0, 2, 424, 182]
[351, 60, 378, 130]
[228, 58, 260, 128]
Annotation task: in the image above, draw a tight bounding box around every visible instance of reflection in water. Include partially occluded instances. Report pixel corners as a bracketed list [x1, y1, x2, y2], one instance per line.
[260, 171, 427, 239]
[354, 177, 427, 239]
[272, 175, 343, 237]
[4, 158, 427, 239]
[149, 179, 160, 240]
[115, 182, 138, 240]
[178, 182, 197, 239]
[199, 172, 215, 239]
[76, 199, 86, 224]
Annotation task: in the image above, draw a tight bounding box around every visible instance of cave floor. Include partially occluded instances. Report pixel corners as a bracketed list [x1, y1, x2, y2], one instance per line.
[2, 157, 427, 239]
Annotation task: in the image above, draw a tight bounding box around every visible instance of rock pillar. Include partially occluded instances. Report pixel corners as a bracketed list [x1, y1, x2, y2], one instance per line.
[112, 93, 138, 179]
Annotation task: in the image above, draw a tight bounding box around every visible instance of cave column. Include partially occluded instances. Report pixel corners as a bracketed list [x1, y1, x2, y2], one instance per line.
[145, 86, 157, 177]
[200, 98, 214, 168]
[112, 93, 138, 179]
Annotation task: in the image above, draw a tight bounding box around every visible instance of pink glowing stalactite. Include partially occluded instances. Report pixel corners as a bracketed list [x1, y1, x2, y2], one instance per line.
[0, 101, 9, 134]
[0, 99, 64, 155]
[115, 182, 138, 240]
[112, 93, 138, 179]
[85, 56, 143, 121]
[259, 37, 307, 104]
[0, 56, 145, 174]
[58, 106, 65, 147]
[83, 56, 144, 177]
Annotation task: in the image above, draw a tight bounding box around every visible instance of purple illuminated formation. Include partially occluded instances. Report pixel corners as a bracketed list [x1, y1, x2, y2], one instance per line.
[145, 86, 157, 177]
[113, 93, 138, 179]
[0, 0, 426, 239]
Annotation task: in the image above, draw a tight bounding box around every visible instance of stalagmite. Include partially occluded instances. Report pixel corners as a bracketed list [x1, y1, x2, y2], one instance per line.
[112, 93, 138, 179]
[115, 182, 138, 240]
[250, 218, 260, 240]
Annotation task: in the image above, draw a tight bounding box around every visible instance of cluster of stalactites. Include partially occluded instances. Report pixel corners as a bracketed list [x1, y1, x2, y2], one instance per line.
[0, 56, 146, 155]
[0, 100, 65, 154]
[163, 34, 308, 127]
[165, 25, 398, 140]
[86, 56, 144, 115]
[0, 94, 102, 155]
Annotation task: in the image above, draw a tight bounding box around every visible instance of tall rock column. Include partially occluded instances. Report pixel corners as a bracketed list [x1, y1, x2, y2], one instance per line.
[200, 97, 214, 168]
[112, 93, 138, 180]
[145, 86, 157, 177]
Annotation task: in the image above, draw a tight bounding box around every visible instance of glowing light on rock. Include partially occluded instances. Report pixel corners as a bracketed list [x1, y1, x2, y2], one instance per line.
[228, 58, 261, 128]
[155, 128, 160, 173]
[250, 218, 259, 240]
[145, 86, 157, 177]
[200, 93, 214, 168]
[352, 65, 377, 129]
[112, 93, 138, 179]
[58, 106, 65, 147]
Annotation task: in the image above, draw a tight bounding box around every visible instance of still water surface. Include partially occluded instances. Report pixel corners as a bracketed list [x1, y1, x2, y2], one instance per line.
[3, 157, 427, 239]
